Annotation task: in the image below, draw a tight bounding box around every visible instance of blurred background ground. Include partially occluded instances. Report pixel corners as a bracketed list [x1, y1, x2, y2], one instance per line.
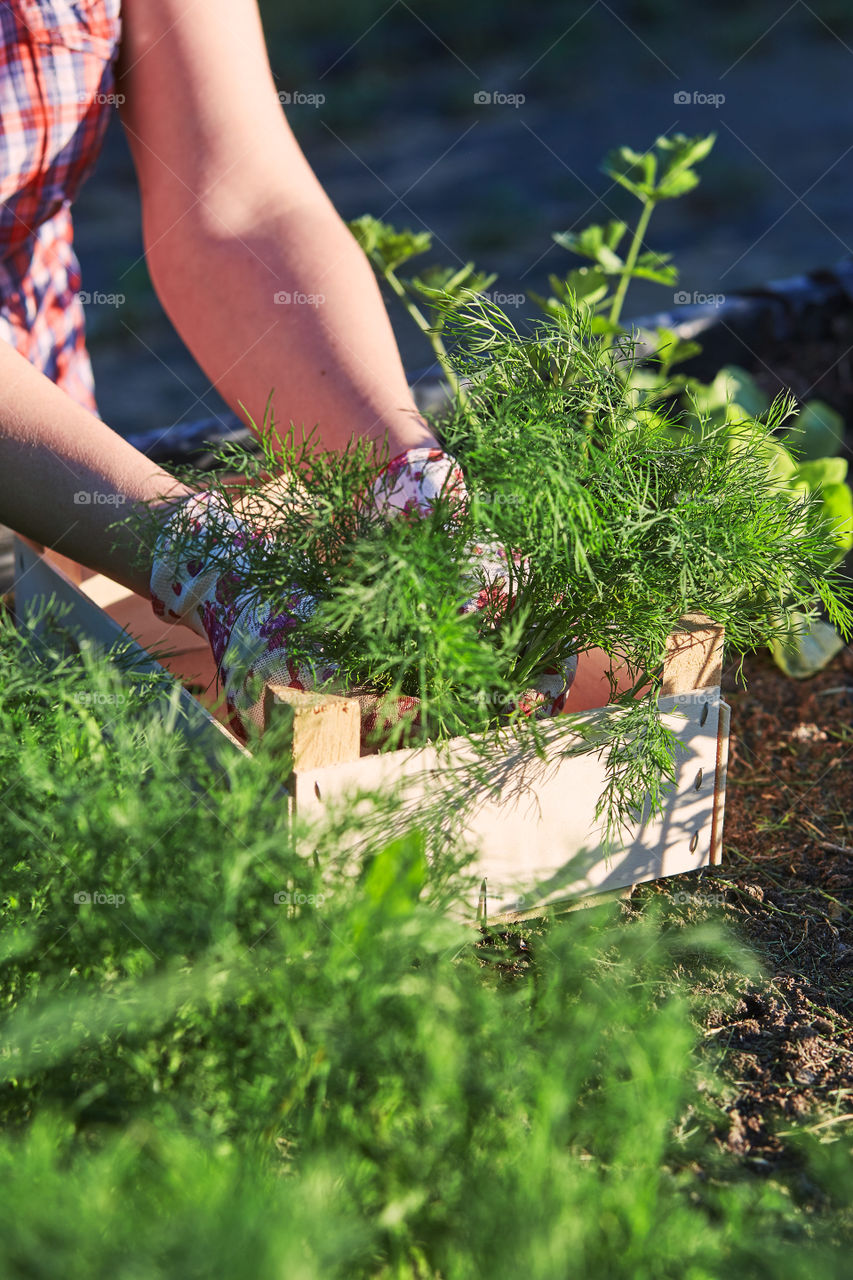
[73, 0, 853, 436]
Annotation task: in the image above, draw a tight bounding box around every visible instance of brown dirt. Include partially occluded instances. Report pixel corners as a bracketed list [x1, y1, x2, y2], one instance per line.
[644, 646, 853, 1166]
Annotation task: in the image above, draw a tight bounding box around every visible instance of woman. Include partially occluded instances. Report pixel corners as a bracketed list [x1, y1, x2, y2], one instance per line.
[0, 0, 516, 726]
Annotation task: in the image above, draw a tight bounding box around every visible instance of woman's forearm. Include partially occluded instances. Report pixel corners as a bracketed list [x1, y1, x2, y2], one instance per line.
[143, 197, 437, 458]
[0, 343, 191, 595]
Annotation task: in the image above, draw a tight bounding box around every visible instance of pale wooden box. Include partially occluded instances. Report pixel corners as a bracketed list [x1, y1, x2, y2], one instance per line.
[13, 537, 730, 922]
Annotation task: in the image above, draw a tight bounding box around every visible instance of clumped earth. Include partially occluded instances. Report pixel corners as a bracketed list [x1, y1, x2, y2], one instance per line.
[639, 645, 853, 1169]
[478, 644, 853, 1176]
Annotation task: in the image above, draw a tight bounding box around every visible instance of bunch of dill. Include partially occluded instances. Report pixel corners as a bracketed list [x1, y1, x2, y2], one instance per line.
[135, 298, 851, 837]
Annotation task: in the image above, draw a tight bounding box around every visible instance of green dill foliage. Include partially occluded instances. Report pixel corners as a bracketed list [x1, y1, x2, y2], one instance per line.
[134, 291, 851, 842]
[352, 133, 853, 679]
[0, 618, 851, 1277]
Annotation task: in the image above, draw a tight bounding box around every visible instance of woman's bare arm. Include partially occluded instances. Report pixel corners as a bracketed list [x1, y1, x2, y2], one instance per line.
[116, 0, 437, 458]
[0, 342, 191, 595]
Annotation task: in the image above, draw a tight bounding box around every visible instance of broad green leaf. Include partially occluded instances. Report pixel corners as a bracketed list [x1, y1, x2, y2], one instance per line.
[526, 291, 567, 322]
[720, 366, 771, 417]
[771, 614, 845, 678]
[561, 267, 610, 305]
[686, 366, 770, 419]
[630, 252, 678, 285]
[783, 400, 846, 460]
[654, 168, 701, 201]
[820, 481, 853, 556]
[656, 132, 716, 177]
[626, 367, 669, 391]
[793, 457, 849, 490]
[604, 134, 714, 204]
[652, 328, 702, 371]
[602, 145, 658, 201]
[529, 267, 610, 317]
[348, 214, 432, 272]
[406, 262, 497, 302]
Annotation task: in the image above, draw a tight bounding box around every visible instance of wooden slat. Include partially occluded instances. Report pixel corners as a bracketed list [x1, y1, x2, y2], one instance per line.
[709, 700, 731, 867]
[662, 613, 724, 697]
[293, 688, 723, 918]
[263, 684, 361, 772]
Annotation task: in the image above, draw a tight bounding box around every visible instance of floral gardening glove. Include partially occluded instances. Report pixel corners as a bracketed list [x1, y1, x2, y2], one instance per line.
[150, 448, 576, 733]
[150, 490, 337, 733]
[150, 449, 465, 733]
[372, 449, 577, 717]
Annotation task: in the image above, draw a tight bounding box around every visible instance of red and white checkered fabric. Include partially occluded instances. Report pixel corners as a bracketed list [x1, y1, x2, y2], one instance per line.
[0, 1, 122, 410]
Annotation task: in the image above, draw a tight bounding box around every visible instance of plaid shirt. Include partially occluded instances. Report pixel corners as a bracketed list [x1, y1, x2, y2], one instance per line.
[0, 1, 121, 412]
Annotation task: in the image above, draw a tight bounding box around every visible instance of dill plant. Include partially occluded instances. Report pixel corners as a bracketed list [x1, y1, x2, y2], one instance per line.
[1, 612, 852, 1277]
[135, 295, 851, 841]
[352, 132, 853, 676]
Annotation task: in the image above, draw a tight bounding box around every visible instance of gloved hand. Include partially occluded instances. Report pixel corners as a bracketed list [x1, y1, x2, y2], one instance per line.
[149, 446, 576, 733]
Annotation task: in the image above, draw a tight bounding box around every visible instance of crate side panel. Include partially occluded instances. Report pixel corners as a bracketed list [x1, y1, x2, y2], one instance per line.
[295, 691, 722, 912]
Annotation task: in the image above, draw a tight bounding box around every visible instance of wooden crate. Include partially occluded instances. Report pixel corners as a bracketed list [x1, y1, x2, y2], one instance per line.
[13, 537, 730, 922]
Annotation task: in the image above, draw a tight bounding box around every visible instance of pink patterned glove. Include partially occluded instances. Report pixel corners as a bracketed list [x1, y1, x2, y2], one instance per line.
[150, 491, 337, 733]
[370, 451, 578, 716]
[149, 448, 576, 733]
[149, 449, 464, 732]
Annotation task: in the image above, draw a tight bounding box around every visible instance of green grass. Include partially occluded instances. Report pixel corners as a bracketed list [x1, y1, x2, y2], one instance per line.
[0, 606, 851, 1277]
